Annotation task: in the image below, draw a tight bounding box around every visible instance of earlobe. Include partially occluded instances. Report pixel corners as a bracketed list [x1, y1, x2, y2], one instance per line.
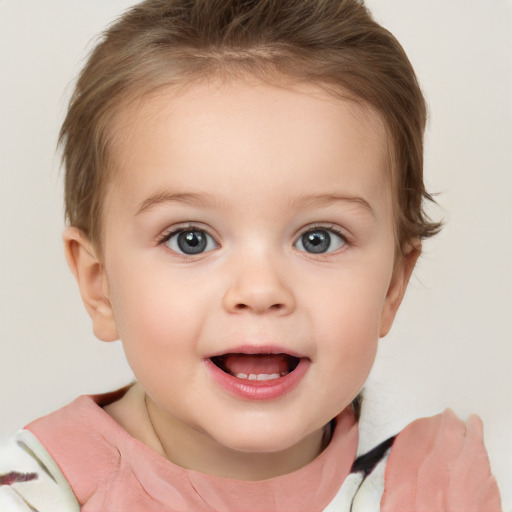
[63, 227, 119, 342]
[379, 242, 421, 338]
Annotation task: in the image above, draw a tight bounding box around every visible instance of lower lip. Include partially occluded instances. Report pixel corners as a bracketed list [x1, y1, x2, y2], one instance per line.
[205, 358, 310, 401]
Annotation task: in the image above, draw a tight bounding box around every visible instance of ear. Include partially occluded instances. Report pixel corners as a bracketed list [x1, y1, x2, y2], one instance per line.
[379, 242, 421, 338]
[63, 227, 119, 342]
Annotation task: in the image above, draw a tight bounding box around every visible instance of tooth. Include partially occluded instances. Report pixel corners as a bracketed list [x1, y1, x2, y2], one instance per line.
[280, 371, 289, 377]
[257, 373, 280, 381]
[234, 373, 284, 381]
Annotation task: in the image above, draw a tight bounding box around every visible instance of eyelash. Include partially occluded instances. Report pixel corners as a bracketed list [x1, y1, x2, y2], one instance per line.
[298, 224, 348, 242]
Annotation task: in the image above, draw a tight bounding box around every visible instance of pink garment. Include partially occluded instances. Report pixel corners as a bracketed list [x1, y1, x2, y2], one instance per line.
[26, 389, 358, 512]
[25, 389, 502, 511]
[382, 409, 502, 512]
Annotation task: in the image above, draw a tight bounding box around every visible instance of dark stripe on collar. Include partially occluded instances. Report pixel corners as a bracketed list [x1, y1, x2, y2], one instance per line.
[350, 435, 396, 476]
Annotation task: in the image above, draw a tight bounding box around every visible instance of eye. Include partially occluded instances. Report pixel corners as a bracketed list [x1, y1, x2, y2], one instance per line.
[294, 227, 346, 254]
[163, 228, 218, 255]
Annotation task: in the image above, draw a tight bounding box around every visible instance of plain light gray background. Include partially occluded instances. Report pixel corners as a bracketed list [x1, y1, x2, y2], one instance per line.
[1, 0, 511, 506]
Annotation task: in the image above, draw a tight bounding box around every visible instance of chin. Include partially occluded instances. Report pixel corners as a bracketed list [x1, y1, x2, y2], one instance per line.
[210, 422, 315, 455]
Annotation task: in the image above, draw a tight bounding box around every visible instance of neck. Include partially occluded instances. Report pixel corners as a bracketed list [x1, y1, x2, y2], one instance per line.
[144, 394, 330, 480]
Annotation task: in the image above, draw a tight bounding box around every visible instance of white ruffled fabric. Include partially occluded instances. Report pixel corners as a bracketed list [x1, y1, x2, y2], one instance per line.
[0, 430, 79, 512]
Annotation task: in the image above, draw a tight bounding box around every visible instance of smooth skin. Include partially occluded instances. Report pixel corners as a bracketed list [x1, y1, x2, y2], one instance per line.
[64, 77, 419, 481]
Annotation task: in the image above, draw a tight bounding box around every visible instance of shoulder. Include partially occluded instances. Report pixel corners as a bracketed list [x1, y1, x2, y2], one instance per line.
[326, 409, 502, 512]
[381, 409, 502, 511]
[0, 429, 80, 512]
[20, 387, 135, 506]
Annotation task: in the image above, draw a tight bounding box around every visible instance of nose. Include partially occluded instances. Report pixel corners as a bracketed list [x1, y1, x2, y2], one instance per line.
[222, 254, 296, 315]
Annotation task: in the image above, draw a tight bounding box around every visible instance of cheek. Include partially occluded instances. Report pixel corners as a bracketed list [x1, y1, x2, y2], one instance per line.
[316, 298, 380, 409]
[107, 265, 206, 362]
[320, 297, 380, 375]
[310, 263, 391, 381]
[315, 267, 390, 336]
[110, 284, 201, 401]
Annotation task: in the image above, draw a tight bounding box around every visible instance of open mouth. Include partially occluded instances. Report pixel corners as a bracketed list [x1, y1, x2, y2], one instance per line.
[210, 353, 301, 381]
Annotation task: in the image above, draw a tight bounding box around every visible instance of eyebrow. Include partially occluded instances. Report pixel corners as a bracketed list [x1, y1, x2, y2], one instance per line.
[135, 192, 217, 215]
[136, 191, 375, 218]
[288, 193, 376, 218]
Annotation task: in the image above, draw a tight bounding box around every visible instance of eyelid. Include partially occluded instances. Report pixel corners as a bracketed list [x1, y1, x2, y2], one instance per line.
[157, 222, 216, 242]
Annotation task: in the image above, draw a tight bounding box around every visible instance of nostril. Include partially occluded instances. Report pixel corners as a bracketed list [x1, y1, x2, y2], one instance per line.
[234, 302, 283, 312]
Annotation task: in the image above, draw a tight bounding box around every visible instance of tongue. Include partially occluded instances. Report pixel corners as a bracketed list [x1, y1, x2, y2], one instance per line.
[222, 354, 291, 376]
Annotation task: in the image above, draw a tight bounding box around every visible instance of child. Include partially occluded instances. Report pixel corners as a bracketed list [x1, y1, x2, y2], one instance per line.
[0, 0, 502, 510]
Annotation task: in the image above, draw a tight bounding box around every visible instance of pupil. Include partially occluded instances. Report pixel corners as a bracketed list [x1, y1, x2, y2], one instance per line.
[185, 232, 199, 246]
[177, 230, 207, 254]
[303, 230, 330, 253]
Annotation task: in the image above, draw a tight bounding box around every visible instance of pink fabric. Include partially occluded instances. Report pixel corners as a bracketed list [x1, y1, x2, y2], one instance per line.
[26, 389, 358, 512]
[382, 409, 502, 512]
[25, 390, 502, 511]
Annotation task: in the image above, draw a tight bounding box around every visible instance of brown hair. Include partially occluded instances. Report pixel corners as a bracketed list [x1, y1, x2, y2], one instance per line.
[60, 0, 441, 253]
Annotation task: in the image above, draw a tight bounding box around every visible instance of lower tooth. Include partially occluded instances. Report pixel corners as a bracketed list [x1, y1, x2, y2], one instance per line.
[257, 373, 280, 381]
[234, 373, 281, 381]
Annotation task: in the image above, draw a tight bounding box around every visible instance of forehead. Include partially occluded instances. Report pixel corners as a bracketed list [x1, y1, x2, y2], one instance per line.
[106, 78, 392, 218]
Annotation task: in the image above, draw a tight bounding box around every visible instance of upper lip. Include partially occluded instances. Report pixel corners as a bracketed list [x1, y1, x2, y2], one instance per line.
[205, 344, 307, 359]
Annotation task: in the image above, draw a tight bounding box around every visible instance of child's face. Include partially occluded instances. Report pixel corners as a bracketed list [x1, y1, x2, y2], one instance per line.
[74, 78, 415, 460]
